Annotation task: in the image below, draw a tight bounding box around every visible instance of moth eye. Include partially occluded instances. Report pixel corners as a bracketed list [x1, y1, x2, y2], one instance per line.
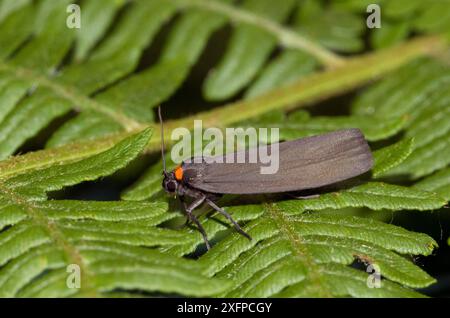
[166, 181, 177, 192]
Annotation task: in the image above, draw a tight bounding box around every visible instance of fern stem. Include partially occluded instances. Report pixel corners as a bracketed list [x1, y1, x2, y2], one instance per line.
[172, 0, 344, 68]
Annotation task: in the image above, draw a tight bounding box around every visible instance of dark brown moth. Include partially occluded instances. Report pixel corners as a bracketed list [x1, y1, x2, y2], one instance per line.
[159, 108, 373, 249]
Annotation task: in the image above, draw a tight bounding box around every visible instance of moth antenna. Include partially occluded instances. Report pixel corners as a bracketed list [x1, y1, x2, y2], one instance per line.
[158, 106, 168, 175]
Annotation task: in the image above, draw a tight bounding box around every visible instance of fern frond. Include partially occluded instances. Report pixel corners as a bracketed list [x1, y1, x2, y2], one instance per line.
[0, 0, 178, 157]
[0, 130, 227, 297]
[199, 204, 435, 297]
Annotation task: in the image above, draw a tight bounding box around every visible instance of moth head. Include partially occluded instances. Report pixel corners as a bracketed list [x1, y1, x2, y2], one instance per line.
[162, 172, 178, 194]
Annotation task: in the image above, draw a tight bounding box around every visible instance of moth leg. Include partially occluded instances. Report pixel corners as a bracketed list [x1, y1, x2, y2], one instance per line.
[205, 198, 252, 241]
[184, 196, 211, 250]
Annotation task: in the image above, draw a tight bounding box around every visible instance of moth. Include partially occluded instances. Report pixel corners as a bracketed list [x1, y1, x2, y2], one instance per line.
[159, 108, 373, 249]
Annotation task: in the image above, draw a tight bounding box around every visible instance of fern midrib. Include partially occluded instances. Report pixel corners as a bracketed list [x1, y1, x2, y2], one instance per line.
[0, 183, 98, 296]
[0, 61, 145, 132]
[265, 204, 332, 297]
